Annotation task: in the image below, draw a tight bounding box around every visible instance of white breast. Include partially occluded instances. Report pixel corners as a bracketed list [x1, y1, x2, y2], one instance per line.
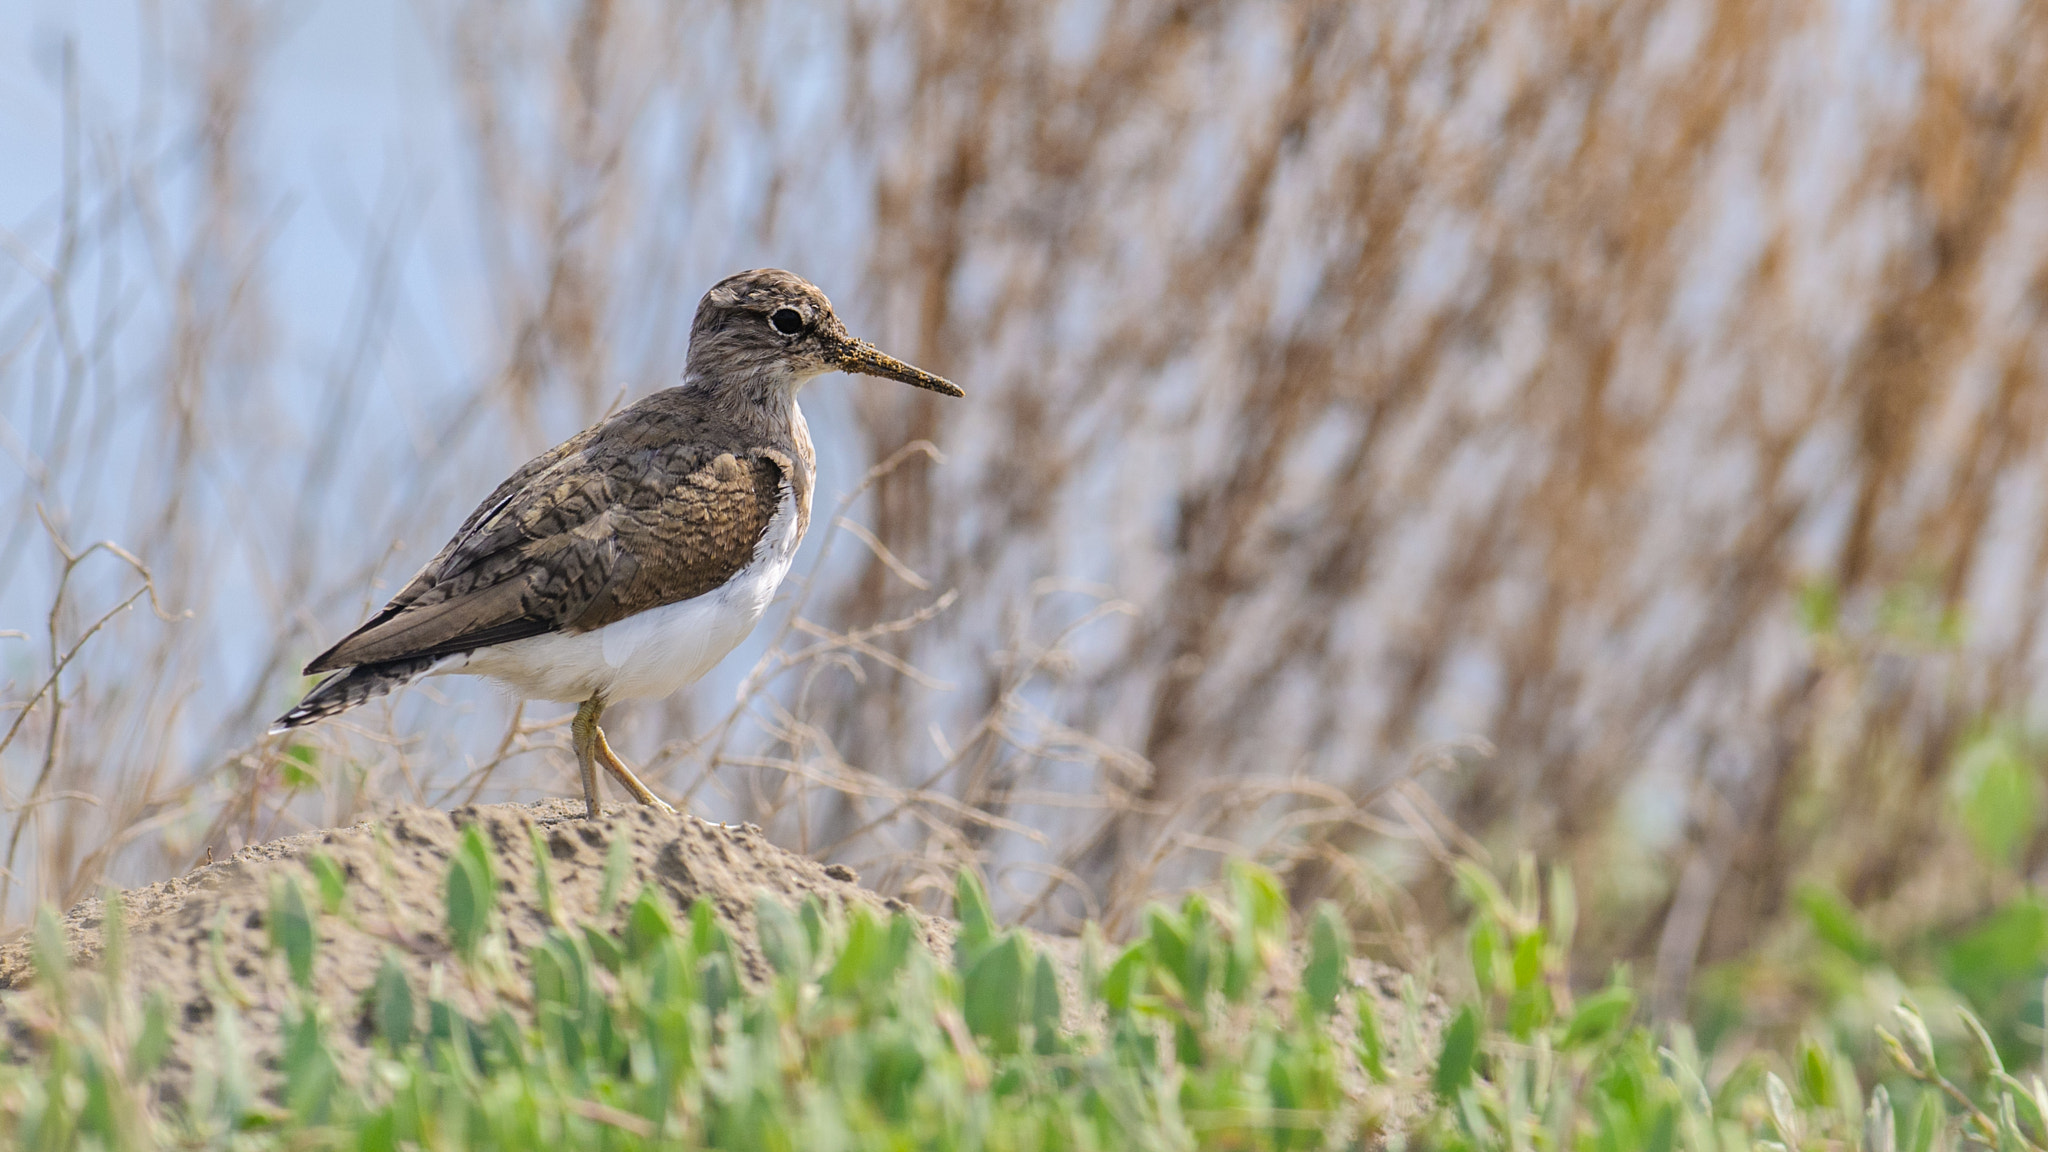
[447, 490, 804, 704]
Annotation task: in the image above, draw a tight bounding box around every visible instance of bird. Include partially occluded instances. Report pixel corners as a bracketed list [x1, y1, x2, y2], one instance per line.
[272, 269, 963, 818]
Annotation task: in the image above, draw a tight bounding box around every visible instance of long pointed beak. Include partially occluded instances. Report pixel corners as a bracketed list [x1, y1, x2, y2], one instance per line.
[827, 335, 964, 397]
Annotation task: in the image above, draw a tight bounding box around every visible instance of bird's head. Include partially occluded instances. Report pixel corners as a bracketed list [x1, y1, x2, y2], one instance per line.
[685, 269, 964, 399]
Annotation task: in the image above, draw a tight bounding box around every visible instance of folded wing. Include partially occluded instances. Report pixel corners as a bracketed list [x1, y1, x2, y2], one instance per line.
[305, 440, 787, 673]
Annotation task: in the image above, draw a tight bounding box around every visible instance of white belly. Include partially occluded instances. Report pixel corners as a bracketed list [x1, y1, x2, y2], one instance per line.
[444, 496, 802, 703]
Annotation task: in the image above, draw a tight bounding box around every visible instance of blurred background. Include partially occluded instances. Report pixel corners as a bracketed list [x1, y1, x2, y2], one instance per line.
[7, 0, 2048, 1062]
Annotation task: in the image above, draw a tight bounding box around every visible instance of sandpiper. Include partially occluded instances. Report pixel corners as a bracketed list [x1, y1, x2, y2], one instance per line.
[273, 269, 962, 818]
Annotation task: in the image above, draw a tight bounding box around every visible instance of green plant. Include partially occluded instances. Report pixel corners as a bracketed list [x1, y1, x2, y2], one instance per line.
[0, 847, 1407, 1148]
[14, 844, 2048, 1150]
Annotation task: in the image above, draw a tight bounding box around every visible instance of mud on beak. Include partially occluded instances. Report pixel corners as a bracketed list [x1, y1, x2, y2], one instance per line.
[827, 335, 964, 397]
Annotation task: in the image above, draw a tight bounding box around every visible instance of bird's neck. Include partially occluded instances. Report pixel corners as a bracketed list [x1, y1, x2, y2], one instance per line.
[677, 363, 805, 430]
[664, 361, 816, 542]
[673, 365, 815, 536]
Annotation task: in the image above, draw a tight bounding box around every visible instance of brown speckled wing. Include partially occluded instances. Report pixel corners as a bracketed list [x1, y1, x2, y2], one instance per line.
[304, 436, 786, 674]
[567, 450, 785, 630]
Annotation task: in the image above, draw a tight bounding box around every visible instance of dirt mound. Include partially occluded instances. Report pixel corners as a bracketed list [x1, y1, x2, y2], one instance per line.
[0, 799, 1440, 1134]
[0, 800, 951, 1092]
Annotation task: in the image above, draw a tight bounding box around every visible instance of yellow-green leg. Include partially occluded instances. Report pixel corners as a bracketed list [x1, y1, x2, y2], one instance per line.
[572, 695, 605, 820]
[595, 725, 678, 814]
[572, 693, 678, 819]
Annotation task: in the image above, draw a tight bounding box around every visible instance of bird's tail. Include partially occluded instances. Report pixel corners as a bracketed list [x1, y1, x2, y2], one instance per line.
[271, 656, 441, 733]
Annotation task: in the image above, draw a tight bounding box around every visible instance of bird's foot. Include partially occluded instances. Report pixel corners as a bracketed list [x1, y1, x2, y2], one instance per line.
[594, 727, 679, 815]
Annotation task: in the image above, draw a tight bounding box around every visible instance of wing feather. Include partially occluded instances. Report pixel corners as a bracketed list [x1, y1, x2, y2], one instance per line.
[305, 421, 786, 674]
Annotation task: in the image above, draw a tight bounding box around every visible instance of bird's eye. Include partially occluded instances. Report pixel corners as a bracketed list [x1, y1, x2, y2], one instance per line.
[770, 308, 805, 336]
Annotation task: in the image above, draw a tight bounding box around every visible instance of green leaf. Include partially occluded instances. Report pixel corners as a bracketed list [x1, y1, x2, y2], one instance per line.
[1303, 903, 1346, 1018]
[623, 887, 674, 961]
[1227, 860, 1288, 1008]
[1796, 575, 1839, 636]
[132, 994, 171, 1075]
[444, 819, 495, 955]
[598, 825, 631, 910]
[1894, 1003, 1937, 1071]
[1269, 1053, 1300, 1145]
[1510, 926, 1544, 991]
[1795, 884, 1880, 965]
[1433, 1005, 1479, 1098]
[99, 885, 128, 978]
[1960, 1006, 2004, 1074]
[31, 905, 68, 996]
[1765, 1072, 1802, 1146]
[358, 1112, 398, 1152]
[78, 1051, 114, 1134]
[1950, 728, 2041, 867]
[699, 950, 735, 1018]
[1994, 1072, 2042, 1137]
[1644, 1101, 1677, 1152]
[281, 1003, 337, 1122]
[1865, 1085, 1895, 1152]
[1547, 865, 1577, 959]
[1356, 990, 1389, 1082]
[529, 824, 559, 927]
[444, 847, 490, 962]
[1081, 920, 1107, 1003]
[955, 869, 996, 955]
[531, 930, 591, 1012]
[1998, 1093, 2028, 1152]
[799, 896, 826, 959]
[1230, 859, 1289, 944]
[690, 897, 729, 958]
[582, 923, 624, 973]
[867, 1030, 927, 1122]
[1940, 901, 2048, 1015]
[1506, 979, 1554, 1038]
[1453, 860, 1516, 927]
[1562, 984, 1635, 1049]
[281, 742, 321, 790]
[463, 823, 497, 893]
[371, 952, 414, 1048]
[1146, 903, 1188, 983]
[1102, 943, 1148, 1015]
[964, 933, 1027, 1054]
[1469, 917, 1503, 997]
[1877, 576, 1966, 649]
[1797, 1037, 1836, 1107]
[886, 911, 916, 980]
[756, 894, 808, 978]
[1031, 951, 1063, 1054]
[826, 906, 896, 999]
[1903, 1088, 1940, 1152]
[306, 853, 348, 916]
[1179, 892, 1215, 1014]
[268, 874, 317, 990]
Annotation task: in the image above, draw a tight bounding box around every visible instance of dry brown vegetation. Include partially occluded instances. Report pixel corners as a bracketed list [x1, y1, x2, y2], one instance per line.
[5, 0, 2048, 1025]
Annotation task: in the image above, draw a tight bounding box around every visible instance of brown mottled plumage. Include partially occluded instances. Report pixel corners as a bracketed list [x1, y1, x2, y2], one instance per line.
[275, 269, 961, 818]
[302, 407, 804, 672]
